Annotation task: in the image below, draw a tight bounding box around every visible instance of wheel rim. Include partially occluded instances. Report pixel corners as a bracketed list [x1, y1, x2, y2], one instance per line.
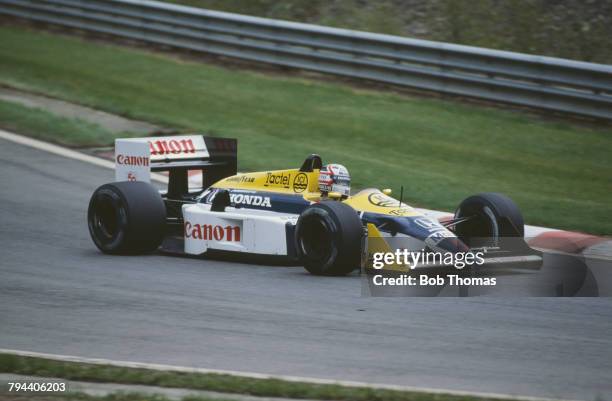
[89, 190, 126, 247]
[95, 195, 119, 239]
[299, 216, 333, 263]
[456, 205, 499, 247]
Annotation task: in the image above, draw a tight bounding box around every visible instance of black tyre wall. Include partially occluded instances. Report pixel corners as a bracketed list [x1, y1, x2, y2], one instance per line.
[295, 201, 363, 276]
[454, 192, 524, 247]
[88, 181, 166, 254]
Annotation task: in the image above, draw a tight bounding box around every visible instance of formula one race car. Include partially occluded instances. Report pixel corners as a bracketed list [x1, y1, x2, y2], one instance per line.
[87, 135, 541, 275]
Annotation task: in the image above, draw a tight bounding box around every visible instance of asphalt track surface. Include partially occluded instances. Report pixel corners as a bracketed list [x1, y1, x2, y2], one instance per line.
[1, 138, 612, 400]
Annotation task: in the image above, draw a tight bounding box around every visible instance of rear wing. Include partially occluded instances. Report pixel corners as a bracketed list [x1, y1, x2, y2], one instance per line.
[115, 135, 237, 197]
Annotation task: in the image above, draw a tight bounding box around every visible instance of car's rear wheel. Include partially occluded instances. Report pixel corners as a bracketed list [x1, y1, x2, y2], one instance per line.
[88, 181, 166, 254]
[295, 201, 363, 275]
[454, 192, 524, 248]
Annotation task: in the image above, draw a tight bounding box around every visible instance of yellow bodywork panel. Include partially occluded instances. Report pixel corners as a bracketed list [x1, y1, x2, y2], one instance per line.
[214, 171, 422, 217]
[213, 169, 321, 199]
[366, 224, 410, 271]
[343, 188, 421, 217]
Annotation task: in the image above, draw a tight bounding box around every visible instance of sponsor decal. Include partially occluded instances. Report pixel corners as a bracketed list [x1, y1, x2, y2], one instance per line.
[148, 138, 196, 156]
[414, 217, 456, 245]
[230, 193, 272, 208]
[389, 208, 412, 216]
[127, 172, 137, 182]
[116, 154, 150, 166]
[226, 175, 256, 184]
[265, 172, 291, 188]
[293, 173, 308, 193]
[184, 222, 241, 242]
[368, 192, 401, 208]
[414, 217, 442, 231]
[425, 230, 455, 247]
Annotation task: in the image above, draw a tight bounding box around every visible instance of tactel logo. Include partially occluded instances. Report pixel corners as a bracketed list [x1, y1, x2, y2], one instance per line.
[265, 172, 291, 188]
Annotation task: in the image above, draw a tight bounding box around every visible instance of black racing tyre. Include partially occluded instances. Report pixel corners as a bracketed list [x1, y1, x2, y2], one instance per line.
[454, 192, 524, 248]
[295, 201, 363, 276]
[88, 181, 166, 254]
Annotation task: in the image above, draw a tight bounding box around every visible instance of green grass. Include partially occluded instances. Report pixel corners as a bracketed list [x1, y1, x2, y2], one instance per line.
[0, 25, 610, 234]
[0, 391, 227, 401]
[0, 353, 519, 401]
[0, 392, 182, 401]
[70, 394, 178, 401]
[0, 99, 136, 147]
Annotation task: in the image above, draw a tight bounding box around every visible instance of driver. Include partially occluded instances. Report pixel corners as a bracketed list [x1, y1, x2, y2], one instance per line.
[318, 164, 351, 199]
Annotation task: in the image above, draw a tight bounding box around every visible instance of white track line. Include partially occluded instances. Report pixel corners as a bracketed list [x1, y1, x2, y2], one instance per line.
[0, 129, 168, 183]
[0, 348, 578, 401]
[0, 129, 115, 169]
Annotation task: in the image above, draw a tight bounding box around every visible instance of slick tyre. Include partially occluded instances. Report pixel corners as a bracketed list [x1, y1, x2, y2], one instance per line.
[454, 192, 524, 248]
[88, 181, 166, 254]
[295, 201, 363, 276]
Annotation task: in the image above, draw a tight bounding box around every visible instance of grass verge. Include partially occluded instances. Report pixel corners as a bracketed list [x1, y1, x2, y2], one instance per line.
[0, 353, 515, 401]
[0, 392, 179, 401]
[0, 25, 610, 233]
[0, 99, 135, 147]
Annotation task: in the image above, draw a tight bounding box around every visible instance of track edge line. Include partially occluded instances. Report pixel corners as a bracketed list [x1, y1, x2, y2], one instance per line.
[0, 348, 579, 401]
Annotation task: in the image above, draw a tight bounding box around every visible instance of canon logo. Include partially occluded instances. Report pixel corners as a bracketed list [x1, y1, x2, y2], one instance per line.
[149, 138, 196, 156]
[184, 222, 241, 242]
[116, 154, 149, 166]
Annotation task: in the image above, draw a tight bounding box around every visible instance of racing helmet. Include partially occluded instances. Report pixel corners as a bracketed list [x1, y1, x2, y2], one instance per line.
[318, 164, 351, 198]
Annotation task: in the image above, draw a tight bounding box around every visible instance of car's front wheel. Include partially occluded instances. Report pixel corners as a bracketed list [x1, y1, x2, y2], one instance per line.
[453, 192, 524, 248]
[295, 201, 363, 275]
[88, 181, 166, 254]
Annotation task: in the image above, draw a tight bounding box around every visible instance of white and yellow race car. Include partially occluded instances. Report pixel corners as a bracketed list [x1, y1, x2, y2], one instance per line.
[87, 135, 540, 275]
